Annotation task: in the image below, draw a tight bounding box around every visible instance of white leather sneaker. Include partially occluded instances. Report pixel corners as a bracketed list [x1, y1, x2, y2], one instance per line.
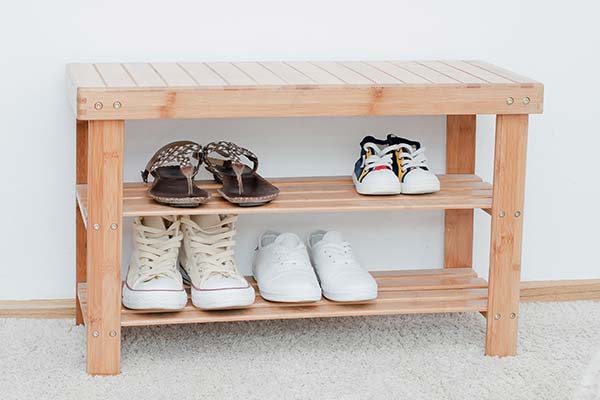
[253, 231, 321, 303]
[180, 214, 255, 310]
[308, 230, 378, 302]
[122, 216, 187, 310]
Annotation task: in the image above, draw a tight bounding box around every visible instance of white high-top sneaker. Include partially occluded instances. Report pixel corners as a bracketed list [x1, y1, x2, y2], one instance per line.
[122, 216, 187, 310]
[253, 231, 321, 303]
[180, 215, 255, 310]
[308, 230, 378, 302]
[387, 134, 440, 194]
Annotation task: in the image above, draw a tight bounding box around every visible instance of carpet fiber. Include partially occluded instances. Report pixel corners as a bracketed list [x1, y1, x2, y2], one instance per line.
[2, 301, 600, 400]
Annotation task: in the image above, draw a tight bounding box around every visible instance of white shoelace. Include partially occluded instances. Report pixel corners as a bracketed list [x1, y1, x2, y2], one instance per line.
[361, 143, 398, 171]
[272, 246, 309, 269]
[134, 217, 182, 283]
[181, 215, 238, 284]
[396, 144, 430, 172]
[318, 241, 361, 268]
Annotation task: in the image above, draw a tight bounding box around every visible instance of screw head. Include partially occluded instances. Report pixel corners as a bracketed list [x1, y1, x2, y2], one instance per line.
[506, 97, 514, 105]
[522, 97, 531, 105]
[499, 211, 506, 218]
[113, 101, 122, 109]
[514, 211, 521, 218]
[510, 313, 517, 319]
[109, 330, 117, 337]
[110, 223, 118, 230]
[494, 313, 501, 320]
[92, 331, 99, 337]
[93, 223, 100, 230]
[94, 101, 103, 110]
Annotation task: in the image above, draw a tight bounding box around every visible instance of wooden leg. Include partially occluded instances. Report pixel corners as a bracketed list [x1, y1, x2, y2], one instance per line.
[86, 120, 124, 375]
[76, 121, 88, 326]
[444, 115, 476, 268]
[485, 115, 528, 356]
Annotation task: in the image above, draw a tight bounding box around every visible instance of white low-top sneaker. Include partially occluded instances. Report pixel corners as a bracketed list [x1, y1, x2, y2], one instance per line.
[387, 134, 440, 194]
[253, 231, 321, 303]
[308, 230, 378, 302]
[122, 216, 188, 310]
[180, 215, 255, 310]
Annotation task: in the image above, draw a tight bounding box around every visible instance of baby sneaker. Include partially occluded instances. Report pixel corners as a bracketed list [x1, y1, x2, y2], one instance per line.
[352, 136, 402, 195]
[253, 231, 322, 303]
[179, 214, 255, 310]
[387, 134, 440, 194]
[122, 216, 187, 310]
[308, 230, 378, 302]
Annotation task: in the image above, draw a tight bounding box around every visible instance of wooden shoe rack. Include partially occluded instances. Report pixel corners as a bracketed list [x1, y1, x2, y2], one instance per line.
[67, 60, 543, 375]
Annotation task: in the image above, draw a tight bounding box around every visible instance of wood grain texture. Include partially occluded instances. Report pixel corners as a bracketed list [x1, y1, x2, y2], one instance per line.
[444, 116, 476, 268]
[6, 279, 599, 320]
[86, 120, 123, 375]
[75, 120, 88, 326]
[485, 115, 529, 357]
[76, 175, 492, 222]
[66, 61, 543, 120]
[76, 268, 488, 327]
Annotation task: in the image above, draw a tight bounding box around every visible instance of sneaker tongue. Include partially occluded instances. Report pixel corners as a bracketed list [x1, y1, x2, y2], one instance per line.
[143, 216, 165, 230]
[191, 214, 221, 230]
[321, 231, 344, 243]
[274, 232, 302, 248]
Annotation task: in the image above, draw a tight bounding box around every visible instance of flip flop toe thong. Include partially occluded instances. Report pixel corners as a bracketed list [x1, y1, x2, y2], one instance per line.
[203, 141, 279, 206]
[142, 141, 211, 208]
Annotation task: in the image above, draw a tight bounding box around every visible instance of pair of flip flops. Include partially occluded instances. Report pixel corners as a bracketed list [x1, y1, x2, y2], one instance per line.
[142, 141, 279, 207]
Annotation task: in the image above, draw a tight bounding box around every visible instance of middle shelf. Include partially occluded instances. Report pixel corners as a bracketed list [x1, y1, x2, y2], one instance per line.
[76, 174, 492, 223]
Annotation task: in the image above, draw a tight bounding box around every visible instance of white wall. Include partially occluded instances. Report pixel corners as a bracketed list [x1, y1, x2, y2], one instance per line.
[1, 0, 598, 300]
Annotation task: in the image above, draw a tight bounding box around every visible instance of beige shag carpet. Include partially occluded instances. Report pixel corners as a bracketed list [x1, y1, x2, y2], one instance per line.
[1, 301, 599, 400]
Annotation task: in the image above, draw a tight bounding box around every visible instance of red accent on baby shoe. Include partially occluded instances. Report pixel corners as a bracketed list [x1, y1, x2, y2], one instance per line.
[373, 166, 389, 171]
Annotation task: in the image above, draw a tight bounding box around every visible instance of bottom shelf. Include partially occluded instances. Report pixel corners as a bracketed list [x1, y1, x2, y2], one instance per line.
[78, 268, 488, 327]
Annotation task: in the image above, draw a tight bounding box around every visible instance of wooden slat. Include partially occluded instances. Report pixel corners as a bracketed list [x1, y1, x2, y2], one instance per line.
[94, 64, 137, 87]
[442, 61, 513, 84]
[341, 61, 403, 84]
[419, 61, 487, 84]
[445, 115, 476, 268]
[259, 62, 315, 85]
[122, 63, 165, 87]
[520, 280, 600, 302]
[311, 62, 374, 84]
[391, 61, 459, 84]
[77, 268, 488, 327]
[286, 61, 344, 84]
[68, 63, 106, 87]
[367, 61, 431, 84]
[206, 62, 256, 86]
[486, 114, 529, 357]
[150, 63, 197, 87]
[234, 62, 286, 85]
[178, 63, 226, 86]
[467, 60, 539, 85]
[76, 175, 492, 221]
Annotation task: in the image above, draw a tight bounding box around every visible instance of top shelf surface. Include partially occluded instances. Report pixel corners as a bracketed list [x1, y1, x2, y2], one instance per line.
[66, 60, 543, 120]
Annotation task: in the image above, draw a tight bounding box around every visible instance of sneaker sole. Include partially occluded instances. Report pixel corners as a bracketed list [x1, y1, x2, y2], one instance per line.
[322, 289, 378, 302]
[352, 174, 402, 195]
[122, 284, 187, 310]
[191, 286, 256, 310]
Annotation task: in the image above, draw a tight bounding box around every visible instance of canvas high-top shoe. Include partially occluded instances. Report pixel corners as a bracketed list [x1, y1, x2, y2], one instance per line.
[122, 216, 187, 310]
[179, 214, 255, 310]
[387, 134, 440, 194]
[352, 136, 403, 195]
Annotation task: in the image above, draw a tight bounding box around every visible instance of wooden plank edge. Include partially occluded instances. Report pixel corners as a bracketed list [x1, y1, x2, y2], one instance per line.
[0, 299, 75, 318]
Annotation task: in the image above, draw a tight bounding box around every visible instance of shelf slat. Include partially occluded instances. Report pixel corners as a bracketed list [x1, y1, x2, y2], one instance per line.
[76, 174, 492, 222]
[77, 268, 488, 327]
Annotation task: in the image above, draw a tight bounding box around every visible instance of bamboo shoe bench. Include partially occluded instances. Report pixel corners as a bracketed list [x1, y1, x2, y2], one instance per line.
[67, 60, 543, 375]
